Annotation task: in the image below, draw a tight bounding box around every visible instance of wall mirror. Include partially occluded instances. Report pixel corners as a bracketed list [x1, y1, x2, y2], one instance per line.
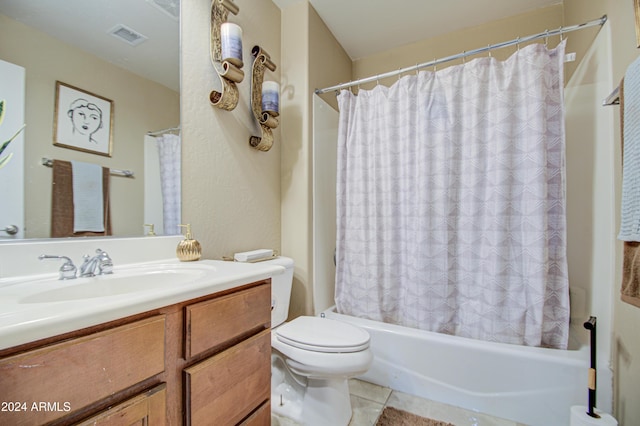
[0, 0, 180, 240]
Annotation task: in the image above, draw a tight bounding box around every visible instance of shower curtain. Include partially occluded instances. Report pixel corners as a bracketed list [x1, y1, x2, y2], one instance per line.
[335, 42, 570, 349]
[157, 133, 181, 235]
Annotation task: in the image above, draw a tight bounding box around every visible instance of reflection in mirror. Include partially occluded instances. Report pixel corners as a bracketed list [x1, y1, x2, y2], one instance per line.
[0, 0, 180, 240]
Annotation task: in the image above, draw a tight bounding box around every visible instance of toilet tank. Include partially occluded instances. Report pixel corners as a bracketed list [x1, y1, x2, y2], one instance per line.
[262, 256, 294, 327]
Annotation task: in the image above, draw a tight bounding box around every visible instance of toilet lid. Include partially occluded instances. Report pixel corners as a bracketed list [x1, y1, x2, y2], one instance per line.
[275, 316, 370, 353]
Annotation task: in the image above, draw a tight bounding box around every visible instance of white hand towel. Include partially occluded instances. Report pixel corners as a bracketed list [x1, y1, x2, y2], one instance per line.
[71, 160, 105, 232]
[619, 55, 640, 241]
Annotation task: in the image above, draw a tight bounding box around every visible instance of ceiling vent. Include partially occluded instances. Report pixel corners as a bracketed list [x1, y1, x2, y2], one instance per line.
[108, 24, 148, 46]
[146, 0, 180, 20]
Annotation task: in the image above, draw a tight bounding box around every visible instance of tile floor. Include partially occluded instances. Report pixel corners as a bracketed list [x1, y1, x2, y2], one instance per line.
[272, 379, 527, 426]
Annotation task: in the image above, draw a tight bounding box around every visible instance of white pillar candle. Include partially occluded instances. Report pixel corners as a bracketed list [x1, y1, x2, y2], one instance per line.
[220, 22, 243, 67]
[262, 81, 279, 115]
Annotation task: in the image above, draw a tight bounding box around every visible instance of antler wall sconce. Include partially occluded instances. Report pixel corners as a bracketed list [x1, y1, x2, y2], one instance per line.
[209, 0, 243, 111]
[249, 46, 279, 151]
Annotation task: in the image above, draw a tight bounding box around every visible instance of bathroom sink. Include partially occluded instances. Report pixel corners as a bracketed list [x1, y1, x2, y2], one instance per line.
[0, 256, 284, 351]
[17, 263, 217, 304]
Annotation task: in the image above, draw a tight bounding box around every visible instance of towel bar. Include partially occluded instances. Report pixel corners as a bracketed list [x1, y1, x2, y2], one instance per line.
[41, 158, 134, 178]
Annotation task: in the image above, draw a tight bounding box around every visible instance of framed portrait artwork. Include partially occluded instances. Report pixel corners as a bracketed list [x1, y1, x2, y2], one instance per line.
[53, 81, 114, 157]
[636, 0, 640, 48]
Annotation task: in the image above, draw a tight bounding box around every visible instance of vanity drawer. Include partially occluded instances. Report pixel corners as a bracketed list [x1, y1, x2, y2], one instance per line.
[240, 400, 271, 426]
[184, 329, 271, 426]
[184, 282, 270, 359]
[0, 315, 165, 425]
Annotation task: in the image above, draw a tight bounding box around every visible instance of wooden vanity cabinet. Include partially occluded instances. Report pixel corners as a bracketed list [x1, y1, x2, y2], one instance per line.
[183, 284, 272, 426]
[0, 315, 166, 426]
[0, 279, 272, 426]
[76, 384, 167, 426]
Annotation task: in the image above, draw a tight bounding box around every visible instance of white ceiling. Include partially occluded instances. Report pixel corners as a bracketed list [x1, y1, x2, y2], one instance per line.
[0, 0, 180, 92]
[275, 0, 562, 59]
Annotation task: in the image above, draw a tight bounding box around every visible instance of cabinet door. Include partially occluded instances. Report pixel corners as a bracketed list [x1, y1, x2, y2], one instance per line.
[77, 384, 166, 425]
[0, 316, 165, 425]
[184, 330, 270, 426]
[240, 401, 270, 426]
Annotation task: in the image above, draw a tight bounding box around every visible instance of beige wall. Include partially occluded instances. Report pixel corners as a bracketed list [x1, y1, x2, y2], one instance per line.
[353, 5, 564, 90]
[309, 6, 352, 111]
[180, 1, 281, 260]
[280, 2, 352, 319]
[180, 0, 350, 319]
[0, 14, 179, 238]
[281, 1, 311, 318]
[564, 1, 640, 424]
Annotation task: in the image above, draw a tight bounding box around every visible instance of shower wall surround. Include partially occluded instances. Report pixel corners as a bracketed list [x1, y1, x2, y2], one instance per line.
[564, 20, 615, 412]
[563, 1, 640, 423]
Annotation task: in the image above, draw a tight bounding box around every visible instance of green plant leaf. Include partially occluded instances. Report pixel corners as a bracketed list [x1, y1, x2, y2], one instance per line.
[0, 99, 5, 128]
[0, 152, 13, 169]
[0, 141, 9, 156]
[0, 124, 26, 156]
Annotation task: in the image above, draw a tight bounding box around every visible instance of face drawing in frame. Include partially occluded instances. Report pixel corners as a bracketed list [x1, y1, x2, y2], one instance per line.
[67, 98, 103, 145]
[54, 81, 113, 157]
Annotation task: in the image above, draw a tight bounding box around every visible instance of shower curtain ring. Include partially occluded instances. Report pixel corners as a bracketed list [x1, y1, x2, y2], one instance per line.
[516, 37, 520, 51]
[462, 51, 466, 64]
[488, 45, 492, 58]
[560, 27, 564, 42]
[545, 29, 549, 46]
[432, 59, 436, 72]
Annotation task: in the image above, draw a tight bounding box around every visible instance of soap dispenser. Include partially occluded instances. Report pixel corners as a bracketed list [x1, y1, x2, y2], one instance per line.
[177, 224, 202, 261]
[144, 223, 156, 236]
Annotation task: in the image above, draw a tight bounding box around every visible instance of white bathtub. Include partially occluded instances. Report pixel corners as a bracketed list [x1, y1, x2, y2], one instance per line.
[324, 307, 611, 426]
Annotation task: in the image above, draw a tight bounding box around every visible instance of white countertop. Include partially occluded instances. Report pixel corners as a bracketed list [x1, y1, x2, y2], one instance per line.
[0, 258, 284, 350]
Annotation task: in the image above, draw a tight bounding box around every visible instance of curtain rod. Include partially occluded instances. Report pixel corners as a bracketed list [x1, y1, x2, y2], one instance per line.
[41, 157, 135, 178]
[147, 125, 180, 136]
[315, 15, 607, 95]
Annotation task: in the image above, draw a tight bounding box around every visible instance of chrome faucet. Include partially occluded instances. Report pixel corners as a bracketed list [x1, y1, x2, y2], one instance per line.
[80, 249, 114, 277]
[38, 254, 77, 280]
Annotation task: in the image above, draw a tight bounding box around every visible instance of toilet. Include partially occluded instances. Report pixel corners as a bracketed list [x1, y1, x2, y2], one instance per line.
[265, 256, 373, 426]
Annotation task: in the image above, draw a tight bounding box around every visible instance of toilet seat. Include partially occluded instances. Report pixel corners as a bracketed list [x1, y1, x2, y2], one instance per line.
[274, 316, 370, 353]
